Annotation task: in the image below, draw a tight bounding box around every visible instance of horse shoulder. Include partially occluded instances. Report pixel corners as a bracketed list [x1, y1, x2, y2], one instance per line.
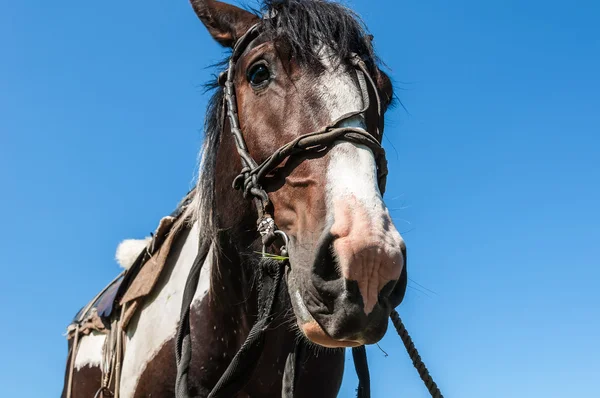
[119, 221, 213, 397]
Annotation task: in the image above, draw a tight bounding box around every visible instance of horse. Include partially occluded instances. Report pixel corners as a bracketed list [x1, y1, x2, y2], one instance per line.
[61, 1, 408, 397]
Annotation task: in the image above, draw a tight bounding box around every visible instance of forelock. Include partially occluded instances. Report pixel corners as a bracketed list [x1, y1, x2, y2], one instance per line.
[258, 0, 378, 69]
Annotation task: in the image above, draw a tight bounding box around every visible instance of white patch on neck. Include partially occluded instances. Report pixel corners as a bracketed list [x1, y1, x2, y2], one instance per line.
[74, 331, 105, 371]
[119, 222, 212, 397]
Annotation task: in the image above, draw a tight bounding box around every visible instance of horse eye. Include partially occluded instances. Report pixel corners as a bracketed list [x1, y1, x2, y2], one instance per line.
[247, 64, 271, 88]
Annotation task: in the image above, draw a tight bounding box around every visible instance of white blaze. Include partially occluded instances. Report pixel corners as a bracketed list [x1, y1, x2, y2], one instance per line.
[318, 48, 405, 316]
[315, 49, 383, 220]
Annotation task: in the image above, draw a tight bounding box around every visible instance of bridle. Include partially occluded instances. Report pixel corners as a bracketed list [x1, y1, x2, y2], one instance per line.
[221, 23, 389, 253]
[175, 20, 444, 398]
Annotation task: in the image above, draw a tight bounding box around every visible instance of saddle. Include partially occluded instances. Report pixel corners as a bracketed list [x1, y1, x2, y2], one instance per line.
[65, 190, 194, 340]
[66, 273, 126, 338]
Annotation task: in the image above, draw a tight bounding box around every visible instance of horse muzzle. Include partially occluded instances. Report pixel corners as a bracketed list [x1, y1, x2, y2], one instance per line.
[286, 228, 406, 348]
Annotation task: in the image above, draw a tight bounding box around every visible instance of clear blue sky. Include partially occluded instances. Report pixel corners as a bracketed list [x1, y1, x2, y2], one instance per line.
[1, 0, 598, 397]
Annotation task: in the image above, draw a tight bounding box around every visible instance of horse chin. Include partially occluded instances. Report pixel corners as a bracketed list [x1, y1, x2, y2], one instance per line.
[286, 273, 367, 348]
[286, 285, 356, 348]
[301, 320, 363, 348]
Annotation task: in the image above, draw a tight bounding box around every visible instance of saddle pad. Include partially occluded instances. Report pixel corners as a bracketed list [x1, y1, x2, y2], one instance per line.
[119, 215, 186, 329]
[66, 190, 195, 340]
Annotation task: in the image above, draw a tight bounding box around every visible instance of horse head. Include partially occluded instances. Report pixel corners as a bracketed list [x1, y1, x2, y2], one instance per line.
[192, 0, 407, 349]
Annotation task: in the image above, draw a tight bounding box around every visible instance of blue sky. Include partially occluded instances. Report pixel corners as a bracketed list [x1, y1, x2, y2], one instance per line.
[1, 0, 598, 396]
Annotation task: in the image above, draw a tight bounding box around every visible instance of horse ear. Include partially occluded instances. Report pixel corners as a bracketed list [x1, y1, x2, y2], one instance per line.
[190, 0, 259, 48]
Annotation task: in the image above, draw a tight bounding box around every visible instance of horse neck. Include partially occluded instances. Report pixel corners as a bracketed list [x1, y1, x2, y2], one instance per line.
[201, 234, 301, 395]
[207, 231, 259, 329]
[198, 233, 347, 397]
[187, 133, 346, 396]
[203, 116, 266, 327]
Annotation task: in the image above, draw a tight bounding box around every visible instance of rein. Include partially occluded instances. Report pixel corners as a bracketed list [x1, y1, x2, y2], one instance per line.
[175, 22, 444, 398]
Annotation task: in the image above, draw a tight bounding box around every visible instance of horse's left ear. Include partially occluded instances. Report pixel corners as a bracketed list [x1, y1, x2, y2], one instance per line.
[190, 0, 260, 48]
[376, 69, 394, 108]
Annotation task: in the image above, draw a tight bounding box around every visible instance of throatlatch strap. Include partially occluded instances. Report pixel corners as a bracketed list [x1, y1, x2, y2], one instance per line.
[353, 346, 371, 398]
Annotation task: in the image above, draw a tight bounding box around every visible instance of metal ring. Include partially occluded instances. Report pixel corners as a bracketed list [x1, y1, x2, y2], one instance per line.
[262, 230, 290, 258]
[274, 230, 289, 249]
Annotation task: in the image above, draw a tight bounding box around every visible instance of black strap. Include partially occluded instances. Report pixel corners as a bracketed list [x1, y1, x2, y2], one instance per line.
[282, 340, 306, 397]
[175, 240, 211, 398]
[175, 244, 285, 398]
[207, 263, 282, 397]
[353, 346, 371, 398]
[233, 126, 388, 198]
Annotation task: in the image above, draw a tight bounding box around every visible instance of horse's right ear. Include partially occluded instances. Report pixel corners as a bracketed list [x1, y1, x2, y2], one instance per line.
[190, 0, 259, 48]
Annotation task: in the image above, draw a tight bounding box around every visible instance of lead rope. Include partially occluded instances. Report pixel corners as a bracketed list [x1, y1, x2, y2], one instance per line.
[352, 313, 444, 398]
[391, 310, 444, 398]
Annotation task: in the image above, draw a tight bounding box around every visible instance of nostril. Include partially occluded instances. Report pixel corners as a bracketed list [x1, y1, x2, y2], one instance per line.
[313, 238, 342, 282]
[388, 247, 408, 306]
[378, 279, 397, 300]
[375, 243, 406, 305]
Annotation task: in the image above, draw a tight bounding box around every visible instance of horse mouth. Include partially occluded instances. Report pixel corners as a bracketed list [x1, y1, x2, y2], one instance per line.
[302, 320, 364, 348]
[290, 288, 364, 348]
